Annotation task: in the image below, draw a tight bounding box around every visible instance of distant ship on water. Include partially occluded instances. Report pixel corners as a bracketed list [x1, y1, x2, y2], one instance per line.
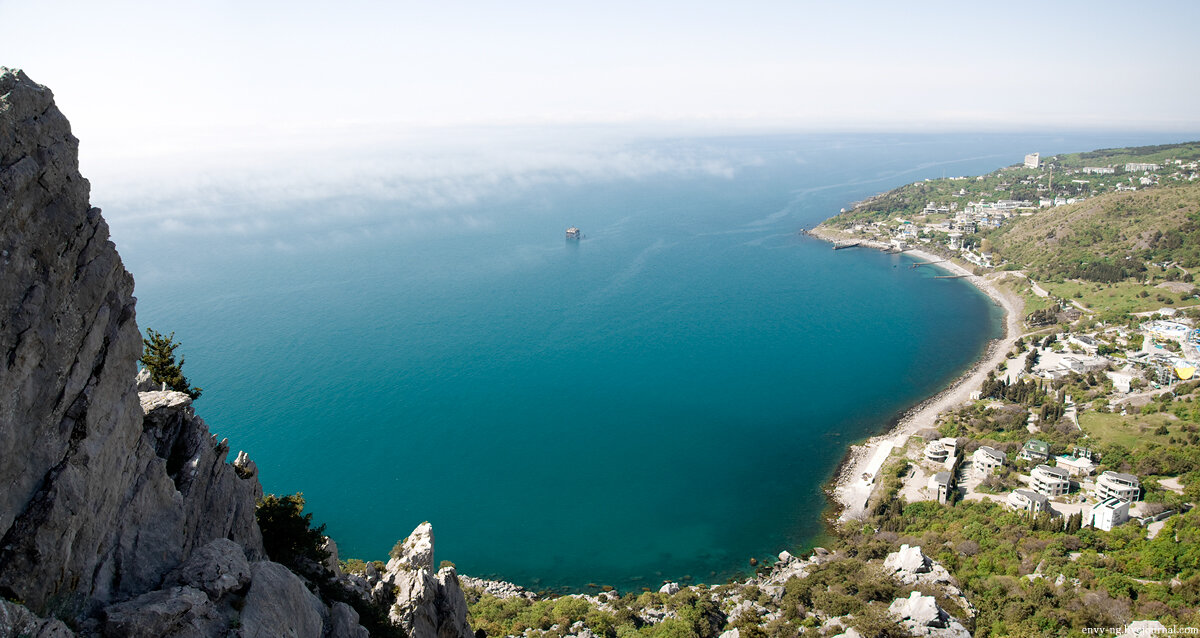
[565, 227, 582, 240]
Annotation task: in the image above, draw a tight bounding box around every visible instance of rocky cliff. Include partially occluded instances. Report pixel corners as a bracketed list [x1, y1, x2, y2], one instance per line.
[0, 68, 472, 637]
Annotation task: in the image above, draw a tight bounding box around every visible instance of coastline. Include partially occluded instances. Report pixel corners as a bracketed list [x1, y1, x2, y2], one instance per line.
[806, 227, 1024, 522]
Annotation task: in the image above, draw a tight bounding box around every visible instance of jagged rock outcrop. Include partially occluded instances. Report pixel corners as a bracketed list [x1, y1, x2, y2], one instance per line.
[888, 591, 970, 638]
[883, 545, 975, 618]
[367, 523, 472, 638]
[0, 68, 381, 637]
[883, 544, 932, 583]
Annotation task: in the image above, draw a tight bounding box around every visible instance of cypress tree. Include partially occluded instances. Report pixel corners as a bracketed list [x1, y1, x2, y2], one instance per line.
[140, 329, 203, 399]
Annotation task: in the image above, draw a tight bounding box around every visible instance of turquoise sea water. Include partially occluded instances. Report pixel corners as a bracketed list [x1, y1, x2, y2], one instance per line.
[105, 132, 1186, 591]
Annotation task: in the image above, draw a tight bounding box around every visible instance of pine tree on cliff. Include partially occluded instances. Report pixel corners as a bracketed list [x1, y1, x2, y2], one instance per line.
[140, 329, 203, 399]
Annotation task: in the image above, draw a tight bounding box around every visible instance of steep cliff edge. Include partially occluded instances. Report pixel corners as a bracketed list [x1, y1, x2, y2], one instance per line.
[0, 68, 442, 637]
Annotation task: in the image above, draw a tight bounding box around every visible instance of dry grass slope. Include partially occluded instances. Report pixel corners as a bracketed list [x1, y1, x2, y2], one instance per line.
[992, 180, 1200, 277]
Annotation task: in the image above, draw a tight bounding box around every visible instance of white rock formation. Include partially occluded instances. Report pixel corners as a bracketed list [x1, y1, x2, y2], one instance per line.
[884, 544, 932, 583]
[888, 591, 970, 638]
[377, 523, 472, 638]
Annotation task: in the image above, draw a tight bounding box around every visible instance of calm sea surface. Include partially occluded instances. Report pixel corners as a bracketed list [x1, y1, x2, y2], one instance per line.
[104, 132, 1182, 591]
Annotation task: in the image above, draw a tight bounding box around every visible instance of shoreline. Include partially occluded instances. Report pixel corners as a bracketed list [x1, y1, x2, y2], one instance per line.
[806, 227, 1025, 522]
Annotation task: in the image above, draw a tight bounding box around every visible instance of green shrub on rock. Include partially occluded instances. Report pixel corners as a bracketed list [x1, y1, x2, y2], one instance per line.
[255, 493, 329, 567]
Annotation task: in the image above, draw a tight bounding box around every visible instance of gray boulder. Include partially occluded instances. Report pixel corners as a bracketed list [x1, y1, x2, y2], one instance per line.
[0, 599, 74, 637]
[239, 561, 326, 638]
[328, 602, 370, 638]
[102, 586, 222, 638]
[165, 538, 251, 599]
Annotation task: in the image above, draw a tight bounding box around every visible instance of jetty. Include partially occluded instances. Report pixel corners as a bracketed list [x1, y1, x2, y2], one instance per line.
[933, 274, 970, 279]
[911, 259, 946, 268]
[832, 241, 862, 250]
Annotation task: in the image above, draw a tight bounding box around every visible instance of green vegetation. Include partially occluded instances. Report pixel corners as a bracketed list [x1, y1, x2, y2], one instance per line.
[256, 494, 405, 637]
[1057, 142, 1200, 170]
[467, 588, 725, 638]
[844, 498, 1200, 637]
[991, 181, 1200, 280]
[1038, 280, 1196, 316]
[1078, 411, 1175, 449]
[256, 493, 329, 567]
[140, 328, 203, 399]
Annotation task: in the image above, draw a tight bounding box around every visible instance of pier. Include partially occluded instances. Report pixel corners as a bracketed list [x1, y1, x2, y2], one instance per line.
[933, 274, 970, 279]
[911, 259, 947, 268]
[832, 241, 862, 250]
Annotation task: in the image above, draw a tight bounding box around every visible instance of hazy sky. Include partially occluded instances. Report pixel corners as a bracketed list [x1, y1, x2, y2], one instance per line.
[4, 0, 1199, 169]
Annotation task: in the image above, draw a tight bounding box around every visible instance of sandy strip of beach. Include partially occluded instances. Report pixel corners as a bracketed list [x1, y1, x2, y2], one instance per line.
[806, 228, 1024, 522]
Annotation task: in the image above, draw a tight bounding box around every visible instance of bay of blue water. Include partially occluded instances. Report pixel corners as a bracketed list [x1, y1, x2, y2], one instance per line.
[107, 131, 1188, 591]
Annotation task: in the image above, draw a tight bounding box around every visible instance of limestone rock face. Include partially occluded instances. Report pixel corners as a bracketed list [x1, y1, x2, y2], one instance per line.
[388, 521, 435, 571]
[378, 523, 472, 638]
[102, 586, 223, 638]
[0, 599, 74, 637]
[385, 561, 440, 637]
[435, 565, 473, 638]
[328, 602, 370, 638]
[0, 67, 262, 618]
[239, 561, 327, 638]
[165, 538, 252, 599]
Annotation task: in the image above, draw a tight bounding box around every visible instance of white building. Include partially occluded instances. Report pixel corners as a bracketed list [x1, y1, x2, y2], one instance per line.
[1069, 334, 1098, 352]
[1024, 153, 1040, 169]
[948, 232, 963, 251]
[1007, 489, 1050, 514]
[1089, 497, 1130, 531]
[1108, 370, 1134, 393]
[1125, 162, 1160, 172]
[1145, 320, 1188, 341]
[1095, 471, 1140, 502]
[924, 440, 949, 463]
[972, 446, 1005, 477]
[1031, 464, 1071, 497]
[1055, 454, 1096, 477]
[1082, 166, 1115, 175]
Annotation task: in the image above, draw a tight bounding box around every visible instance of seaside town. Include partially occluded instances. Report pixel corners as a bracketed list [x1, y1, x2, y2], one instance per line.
[806, 142, 1200, 637]
[823, 145, 1200, 269]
